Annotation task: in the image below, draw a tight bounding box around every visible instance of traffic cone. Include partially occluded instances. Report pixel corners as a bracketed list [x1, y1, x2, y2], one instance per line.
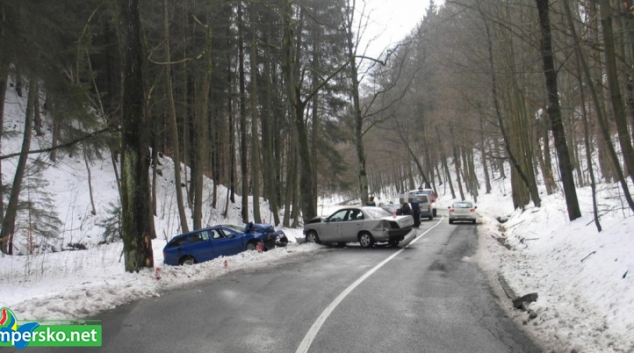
[224, 259, 229, 270]
[256, 242, 263, 253]
[155, 267, 162, 280]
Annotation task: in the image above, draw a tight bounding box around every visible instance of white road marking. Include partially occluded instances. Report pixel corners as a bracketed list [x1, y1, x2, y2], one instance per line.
[295, 216, 445, 353]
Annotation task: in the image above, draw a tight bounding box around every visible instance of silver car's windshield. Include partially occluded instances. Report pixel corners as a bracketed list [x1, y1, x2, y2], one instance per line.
[364, 207, 392, 218]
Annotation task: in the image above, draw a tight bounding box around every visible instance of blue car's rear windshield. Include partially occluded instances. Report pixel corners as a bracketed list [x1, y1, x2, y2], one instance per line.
[224, 224, 243, 234]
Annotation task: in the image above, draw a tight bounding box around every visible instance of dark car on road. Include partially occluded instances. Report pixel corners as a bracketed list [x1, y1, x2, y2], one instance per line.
[163, 223, 288, 266]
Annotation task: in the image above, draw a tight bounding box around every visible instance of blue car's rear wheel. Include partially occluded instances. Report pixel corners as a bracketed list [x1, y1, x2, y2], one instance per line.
[179, 256, 195, 266]
[246, 240, 259, 251]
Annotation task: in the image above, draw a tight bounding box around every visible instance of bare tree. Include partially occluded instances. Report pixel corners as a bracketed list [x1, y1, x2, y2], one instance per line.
[0, 78, 36, 254]
[534, 0, 581, 221]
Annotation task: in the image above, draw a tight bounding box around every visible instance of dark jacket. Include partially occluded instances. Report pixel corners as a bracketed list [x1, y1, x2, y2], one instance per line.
[397, 203, 412, 215]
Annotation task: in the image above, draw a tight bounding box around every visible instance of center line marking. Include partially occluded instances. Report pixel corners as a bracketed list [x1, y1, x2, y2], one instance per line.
[295, 216, 445, 353]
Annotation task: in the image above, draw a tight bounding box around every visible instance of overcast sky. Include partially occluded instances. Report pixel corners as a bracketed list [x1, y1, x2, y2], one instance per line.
[359, 0, 440, 58]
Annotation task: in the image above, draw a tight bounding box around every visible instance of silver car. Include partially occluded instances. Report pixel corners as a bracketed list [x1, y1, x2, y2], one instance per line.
[448, 201, 478, 224]
[303, 206, 415, 248]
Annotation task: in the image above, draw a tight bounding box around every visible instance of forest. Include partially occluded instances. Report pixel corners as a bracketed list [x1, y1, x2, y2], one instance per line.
[1, 0, 634, 271]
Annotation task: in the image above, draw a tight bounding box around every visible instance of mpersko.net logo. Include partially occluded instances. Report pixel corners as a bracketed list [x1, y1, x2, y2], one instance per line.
[0, 307, 102, 350]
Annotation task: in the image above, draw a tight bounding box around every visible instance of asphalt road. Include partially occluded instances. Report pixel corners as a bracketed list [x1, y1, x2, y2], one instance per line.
[15, 213, 541, 353]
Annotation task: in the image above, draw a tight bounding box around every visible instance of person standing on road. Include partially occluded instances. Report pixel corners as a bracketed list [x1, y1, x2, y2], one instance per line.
[411, 200, 421, 228]
[366, 196, 376, 206]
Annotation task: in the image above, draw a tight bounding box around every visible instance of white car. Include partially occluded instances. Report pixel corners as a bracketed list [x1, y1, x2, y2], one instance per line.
[448, 201, 478, 224]
[303, 207, 414, 247]
[418, 188, 438, 217]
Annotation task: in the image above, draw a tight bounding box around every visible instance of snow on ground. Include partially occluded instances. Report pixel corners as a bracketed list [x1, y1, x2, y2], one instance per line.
[0, 236, 324, 321]
[1, 83, 634, 353]
[469, 183, 634, 353]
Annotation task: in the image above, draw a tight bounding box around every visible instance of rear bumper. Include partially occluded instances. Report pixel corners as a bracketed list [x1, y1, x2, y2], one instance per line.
[449, 215, 476, 220]
[387, 227, 413, 240]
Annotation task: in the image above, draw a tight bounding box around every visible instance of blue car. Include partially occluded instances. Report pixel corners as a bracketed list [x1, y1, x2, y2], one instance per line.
[163, 223, 288, 266]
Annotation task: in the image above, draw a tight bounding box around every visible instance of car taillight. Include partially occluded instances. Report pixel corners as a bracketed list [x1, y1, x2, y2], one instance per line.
[449, 208, 455, 213]
[470, 208, 476, 212]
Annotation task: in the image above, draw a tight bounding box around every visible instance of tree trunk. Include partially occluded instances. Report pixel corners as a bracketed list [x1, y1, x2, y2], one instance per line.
[163, 0, 189, 233]
[600, 0, 634, 183]
[0, 64, 8, 223]
[192, 17, 212, 230]
[238, 3, 249, 223]
[0, 77, 35, 254]
[343, 4, 369, 206]
[450, 130, 465, 201]
[120, 0, 155, 271]
[228, 50, 236, 206]
[152, 123, 158, 216]
[33, 85, 44, 136]
[249, 16, 261, 224]
[84, 148, 97, 215]
[538, 114, 556, 194]
[535, 0, 580, 220]
[283, 136, 296, 227]
[282, 2, 317, 221]
[49, 103, 60, 162]
[291, 149, 301, 228]
[564, 0, 634, 212]
[479, 115, 492, 194]
[493, 138, 505, 179]
[435, 127, 455, 199]
[310, 28, 320, 215]
[566, 4, 601, 231]
[261, 28, 280, 226]
[461, 147, 471, 194]
[467, 148, 479, 202]
[481, 7, 536, 204]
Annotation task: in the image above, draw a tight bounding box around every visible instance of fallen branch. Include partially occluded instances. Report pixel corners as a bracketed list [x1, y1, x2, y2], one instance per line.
[512, 293, 539, 310]
[580, 251, 596, 263]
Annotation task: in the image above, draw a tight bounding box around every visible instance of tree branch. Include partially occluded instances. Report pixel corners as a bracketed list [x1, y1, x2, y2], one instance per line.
[0, 127, 117, 161]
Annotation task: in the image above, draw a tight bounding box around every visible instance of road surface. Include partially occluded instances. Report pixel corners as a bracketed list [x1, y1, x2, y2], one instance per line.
[13, 212, 541, 352]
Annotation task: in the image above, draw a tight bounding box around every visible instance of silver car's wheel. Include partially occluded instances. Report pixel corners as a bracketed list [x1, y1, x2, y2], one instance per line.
[306, 231, 320, 244]
[358, 232, 375, 248]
